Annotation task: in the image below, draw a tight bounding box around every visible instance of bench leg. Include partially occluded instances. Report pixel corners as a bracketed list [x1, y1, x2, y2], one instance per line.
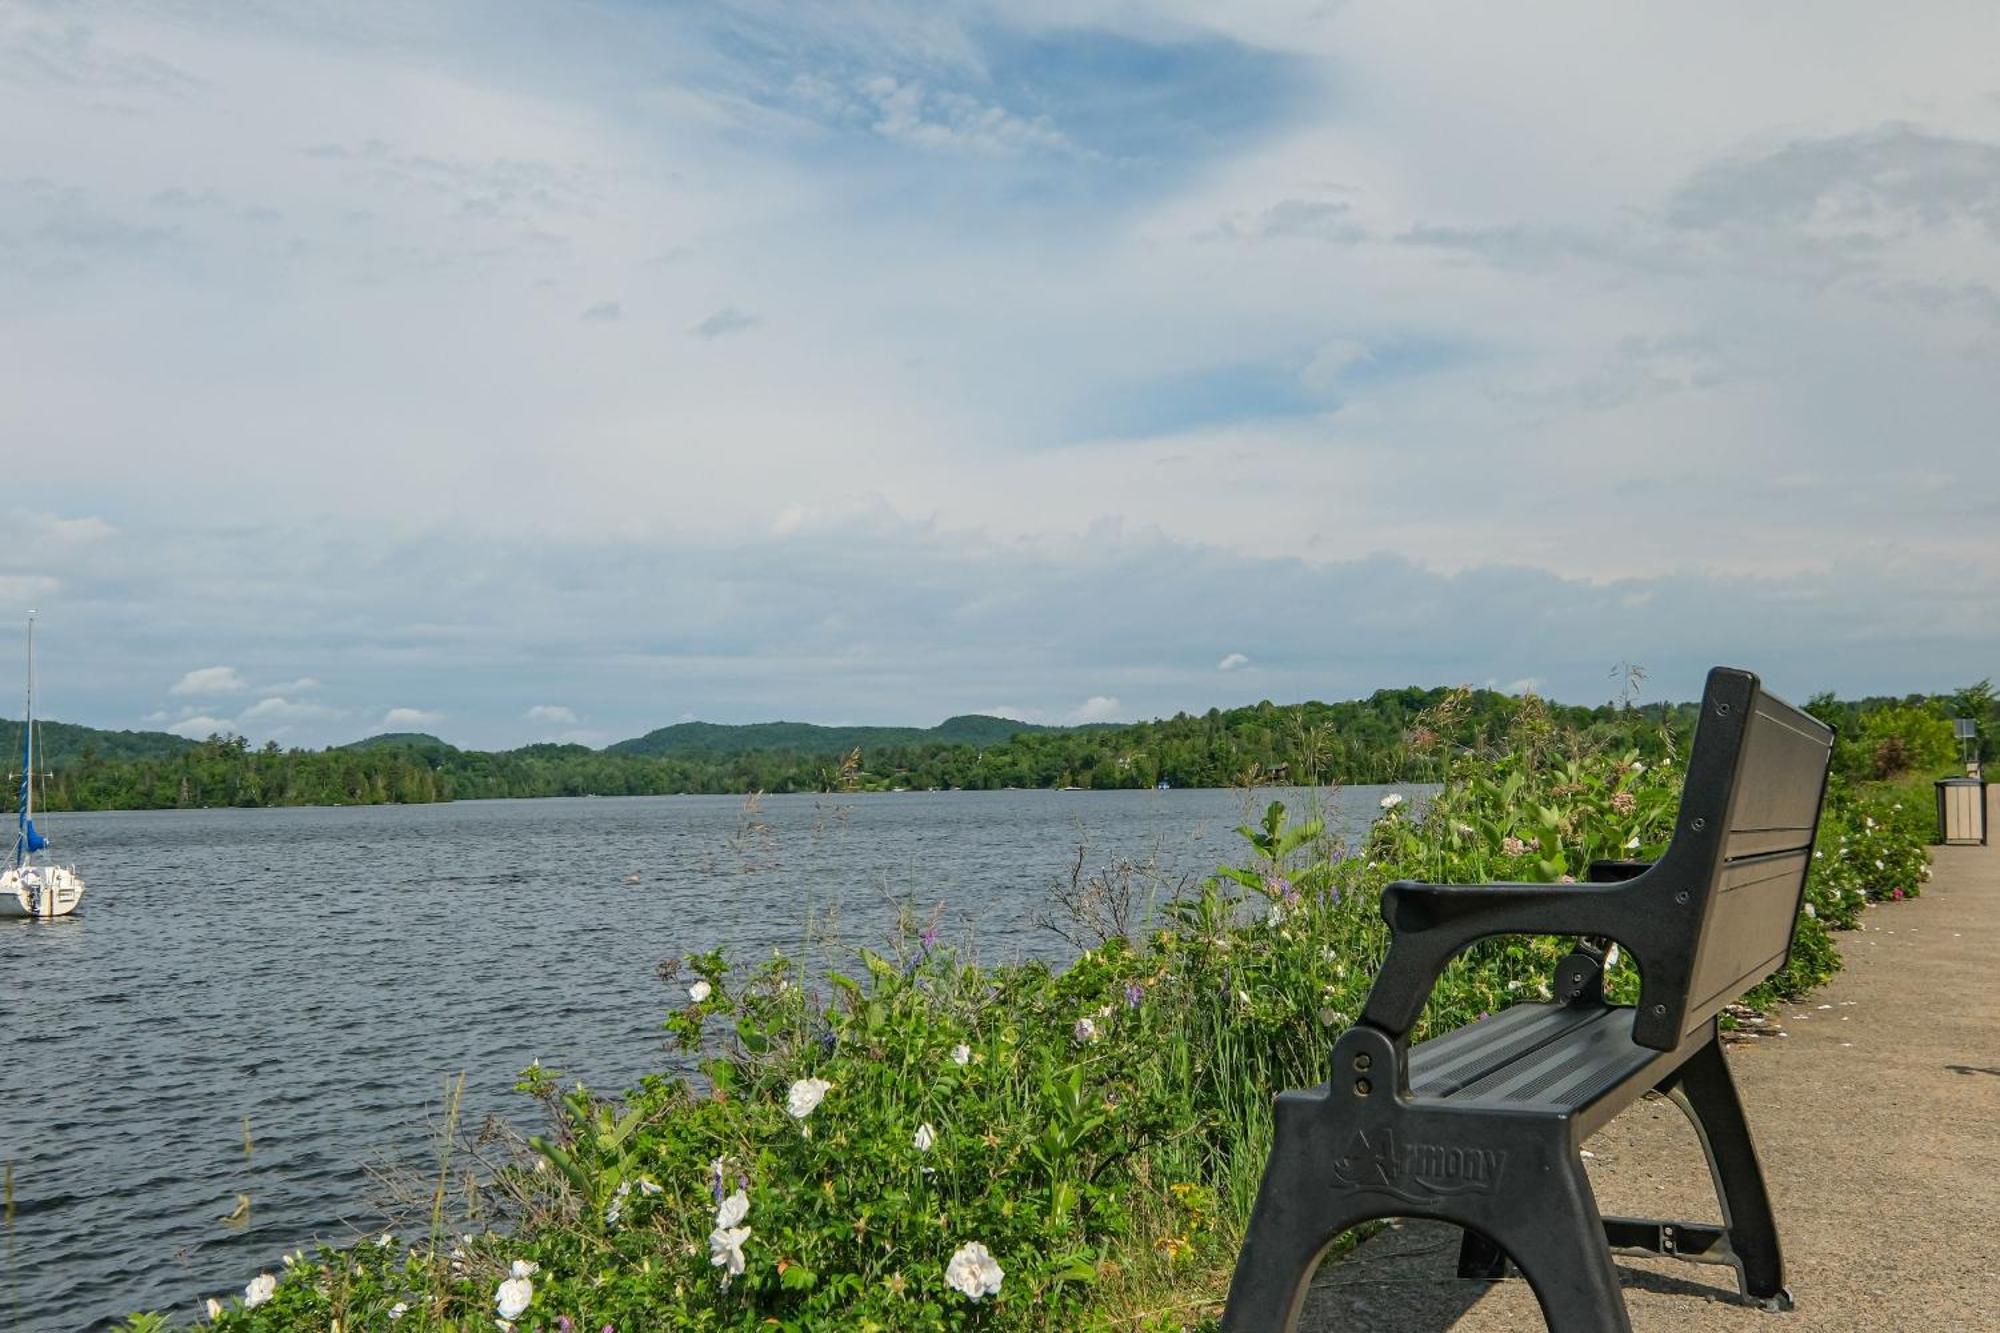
[1663, 1028, 1789, 1307]
[1495, 1150, 1633, 1333]
[1220, 1090, 1377, 1333]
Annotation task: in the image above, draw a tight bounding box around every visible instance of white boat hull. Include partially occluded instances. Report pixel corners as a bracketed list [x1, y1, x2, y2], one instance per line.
[0, 864, 84, 919]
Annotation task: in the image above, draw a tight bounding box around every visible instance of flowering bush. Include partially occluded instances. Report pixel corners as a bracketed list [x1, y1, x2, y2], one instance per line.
[140, 727, 1934, 1332]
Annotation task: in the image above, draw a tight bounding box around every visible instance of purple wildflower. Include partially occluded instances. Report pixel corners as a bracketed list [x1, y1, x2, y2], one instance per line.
[1125, 981, 1144, 1009]
[557, 1319, 574, 1333]
[921, 924, 940, 950]
[711, 1158, 725, 1205]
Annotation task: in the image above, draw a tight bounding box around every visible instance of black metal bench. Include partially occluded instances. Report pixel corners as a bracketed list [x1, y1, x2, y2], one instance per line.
[1221, 667, 1834, 1332]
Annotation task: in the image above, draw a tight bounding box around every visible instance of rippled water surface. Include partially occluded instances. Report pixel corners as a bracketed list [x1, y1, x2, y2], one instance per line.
[0, 786, 1412, 1328]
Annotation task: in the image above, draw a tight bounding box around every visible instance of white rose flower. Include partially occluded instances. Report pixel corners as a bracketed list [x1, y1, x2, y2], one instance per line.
[945, 1241, 1005, 1301]
[495, 1273, 533, 1321]
[688, 980, 712, 1004]
[914, 1122, 937, 1152]
[205, 1298, 223, 1320]
[244, 1274, 277, 1308]
[950, 1043, 972, 1066]
[715, 1188, 750, 1230]
[786, 1077, 831, 1119]
[710, 1224, 751, 1278]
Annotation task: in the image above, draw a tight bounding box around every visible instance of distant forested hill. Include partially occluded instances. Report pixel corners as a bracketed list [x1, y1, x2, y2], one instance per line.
[3, 720, 198, 767]
[607, 714, 1057, 756]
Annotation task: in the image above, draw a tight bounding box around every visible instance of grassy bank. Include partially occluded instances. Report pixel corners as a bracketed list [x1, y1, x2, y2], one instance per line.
[126, 703, 1937, 1332]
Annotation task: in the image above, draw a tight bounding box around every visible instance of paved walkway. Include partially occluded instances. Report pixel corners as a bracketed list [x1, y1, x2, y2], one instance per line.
[1300, 830, 2000, 1331]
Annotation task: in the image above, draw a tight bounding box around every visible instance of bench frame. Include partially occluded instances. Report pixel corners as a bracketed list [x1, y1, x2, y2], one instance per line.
[1221, 668, 1833, 1332]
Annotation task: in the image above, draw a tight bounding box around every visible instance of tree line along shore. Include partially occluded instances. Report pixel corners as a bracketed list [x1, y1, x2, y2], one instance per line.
[11, 680, 1992, 813]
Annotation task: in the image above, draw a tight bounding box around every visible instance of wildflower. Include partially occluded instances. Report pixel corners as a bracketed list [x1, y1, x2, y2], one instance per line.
[1453, 822, 1475, 836]
[206, 1298, 223, 1320]
[1380, 792, 1405, 810]
[945, 1241, 1005, 1301]
[914, 1122, 937, 1152]
[1876, 859, 1885, 870]
[510, 1260, 538, 1279]
[1124, 980, 1144, 1009]
[376, 1232, 393, 1247]
[786, 1077, 831, 1120]
[1266, 902, 1285, 928]
[949, 1043, 972, 1066]
[244, 1274, 277, 1308]
[1558, 874, 1576, 884]
[715, 1188, 750, 1230]
[1624, 836, 1641, 851]
[558, 1319, 575, 1333]
[709, 1224, 751, 1279]
[1073, 1016, 1098, 1045]
[688, 980, 712, 1004]
[1611, 791, 1636, 815]
[1892, 888, 1905, 901]
[1502, 836, 1528, 857]
[496, 1268, 534, 1321]
[1263, 871, 1293, 900]
[1803, 902, 1816, 918]
[639, 1177, 663, 1195]
[1631, 761, 1645, 773]
[389, 1305, 408, 1321]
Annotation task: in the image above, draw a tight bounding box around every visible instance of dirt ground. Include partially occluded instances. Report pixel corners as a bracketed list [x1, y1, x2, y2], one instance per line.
[1297, 825, 2000, 1332]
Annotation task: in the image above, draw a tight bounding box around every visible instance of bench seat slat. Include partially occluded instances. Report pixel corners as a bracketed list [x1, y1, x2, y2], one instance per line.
[1408, 1002, 1601, 1099]
[1409, 1003, 1661, 1114]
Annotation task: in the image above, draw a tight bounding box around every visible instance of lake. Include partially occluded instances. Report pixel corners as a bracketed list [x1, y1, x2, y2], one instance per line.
[0, 785, 1414, 1328]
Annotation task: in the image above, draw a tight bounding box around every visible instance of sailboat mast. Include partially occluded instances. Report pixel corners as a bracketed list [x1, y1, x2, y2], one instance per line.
[18, 612, 32, 864]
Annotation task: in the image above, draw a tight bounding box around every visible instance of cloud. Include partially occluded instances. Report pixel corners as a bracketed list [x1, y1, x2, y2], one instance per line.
[379, 707, 442, 731]
[857, 75, 1075, 157]
[524, 704, 578, 724]
[265, 676, 321, 693]
[1298, 340, 1370, 394]
[1217, 652, 1250, 672]
[1067, 695, 1125, 724]
[170, 666, 248, 696]
[239, 696, 338, 722]
[580, 300, 622, 322]
[166, 715, 236, 739]
[691, 308, 759, 339]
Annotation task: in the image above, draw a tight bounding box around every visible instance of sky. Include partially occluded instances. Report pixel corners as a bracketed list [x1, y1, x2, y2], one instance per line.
[3, 1, 1998, 750]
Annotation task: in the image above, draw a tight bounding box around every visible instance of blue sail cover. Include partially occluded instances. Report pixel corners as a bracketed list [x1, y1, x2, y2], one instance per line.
[16, 723, 42, 859]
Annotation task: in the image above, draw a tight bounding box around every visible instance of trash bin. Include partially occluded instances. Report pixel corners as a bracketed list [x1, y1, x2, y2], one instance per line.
[1935, 777, 1988, 845]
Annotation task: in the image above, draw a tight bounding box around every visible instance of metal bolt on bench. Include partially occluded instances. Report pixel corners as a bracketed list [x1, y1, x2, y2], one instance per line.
[1221, 667, 1833, 1332]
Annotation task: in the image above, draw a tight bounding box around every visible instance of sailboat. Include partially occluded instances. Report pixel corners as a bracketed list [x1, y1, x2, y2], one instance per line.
[2, 612, 84, 919]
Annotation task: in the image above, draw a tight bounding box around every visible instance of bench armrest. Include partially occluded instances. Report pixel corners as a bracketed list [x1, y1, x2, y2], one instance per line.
[1359, 877, 1639, 1039]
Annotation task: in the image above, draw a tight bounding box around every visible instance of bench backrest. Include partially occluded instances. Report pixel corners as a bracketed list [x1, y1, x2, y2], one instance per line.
[1632, 667, 1833, 1049]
